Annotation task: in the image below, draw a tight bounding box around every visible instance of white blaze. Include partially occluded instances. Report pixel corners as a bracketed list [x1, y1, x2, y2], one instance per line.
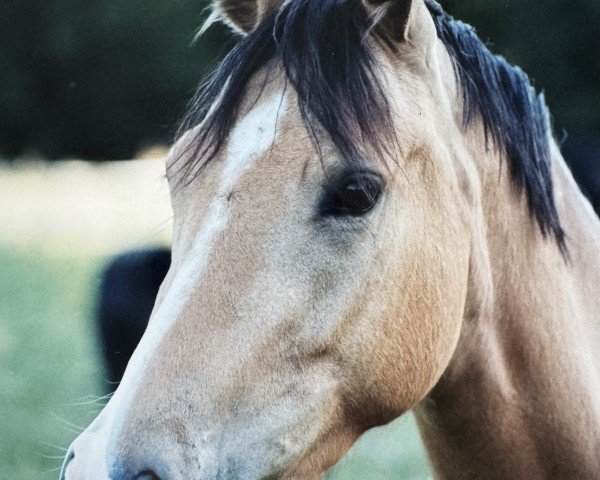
[63, 91, 286, 479]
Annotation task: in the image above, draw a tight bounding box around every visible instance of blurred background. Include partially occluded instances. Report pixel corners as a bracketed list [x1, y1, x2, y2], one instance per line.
[0, 1, 598, 478]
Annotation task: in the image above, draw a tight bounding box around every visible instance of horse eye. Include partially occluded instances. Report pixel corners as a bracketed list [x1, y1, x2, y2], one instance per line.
[324, 173, 383, 217]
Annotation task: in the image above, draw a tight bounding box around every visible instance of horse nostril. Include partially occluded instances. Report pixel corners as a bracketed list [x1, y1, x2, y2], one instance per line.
[109, 463, 164, 480]
[134, 471, 162, 480]
[60, 448, 75, 480]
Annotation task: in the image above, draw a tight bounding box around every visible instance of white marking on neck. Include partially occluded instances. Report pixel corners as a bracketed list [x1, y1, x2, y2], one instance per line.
[71, 91, 287, 477]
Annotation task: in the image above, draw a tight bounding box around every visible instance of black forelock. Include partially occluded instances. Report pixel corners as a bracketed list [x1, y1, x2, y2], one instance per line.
[176, 0, 566, 254]
[176, 0, 397, 178]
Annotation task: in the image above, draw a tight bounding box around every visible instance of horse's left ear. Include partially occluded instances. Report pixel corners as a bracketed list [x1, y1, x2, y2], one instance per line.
[213, 0, 280, 35]
[364, 0, 431, 44]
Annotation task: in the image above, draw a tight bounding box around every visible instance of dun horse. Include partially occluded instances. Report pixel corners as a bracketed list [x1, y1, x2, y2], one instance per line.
[62, 1, 600, 478]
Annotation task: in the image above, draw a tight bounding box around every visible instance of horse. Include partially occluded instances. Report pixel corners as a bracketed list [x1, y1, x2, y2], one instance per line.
[96, 248, 171, 387]
[61, 1, 600, 478]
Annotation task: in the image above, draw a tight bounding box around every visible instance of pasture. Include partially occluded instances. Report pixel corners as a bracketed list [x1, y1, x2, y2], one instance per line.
[0, 160, 431, 479]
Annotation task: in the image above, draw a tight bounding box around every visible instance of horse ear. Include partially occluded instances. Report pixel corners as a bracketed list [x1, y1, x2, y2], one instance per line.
[364, 0, 418, 43]
[213, 0, 279, 35]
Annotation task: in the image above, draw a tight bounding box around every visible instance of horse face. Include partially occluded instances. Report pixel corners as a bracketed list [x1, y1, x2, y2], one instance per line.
[63, 2, 473, 479]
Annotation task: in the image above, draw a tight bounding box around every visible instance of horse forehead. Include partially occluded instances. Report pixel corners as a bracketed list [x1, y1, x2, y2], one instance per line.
[170, 89, 291, 290]
[225, 89, 287, 180]
[173, 85, 296, 229]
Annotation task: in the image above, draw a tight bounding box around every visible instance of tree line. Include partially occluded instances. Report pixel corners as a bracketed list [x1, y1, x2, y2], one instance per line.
[1, 0, 598, 160]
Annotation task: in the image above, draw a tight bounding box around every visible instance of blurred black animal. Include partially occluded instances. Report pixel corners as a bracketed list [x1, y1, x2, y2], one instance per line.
[97, 247, 171, 387]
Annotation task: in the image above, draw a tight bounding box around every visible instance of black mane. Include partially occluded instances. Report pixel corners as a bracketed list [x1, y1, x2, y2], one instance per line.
[177, 0, 565, 252]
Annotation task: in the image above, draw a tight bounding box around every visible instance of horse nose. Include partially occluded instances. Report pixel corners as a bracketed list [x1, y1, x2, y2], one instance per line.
[61, 448, 165, 480]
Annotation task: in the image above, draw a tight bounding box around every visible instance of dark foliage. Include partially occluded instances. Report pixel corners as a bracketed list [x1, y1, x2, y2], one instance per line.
[0, 0, 231, 160]
[1, 1, 598, 162]
[443, 0, 600, 141]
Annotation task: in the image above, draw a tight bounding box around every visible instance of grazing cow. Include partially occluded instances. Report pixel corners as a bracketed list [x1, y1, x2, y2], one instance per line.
[96, 247, 171, 387]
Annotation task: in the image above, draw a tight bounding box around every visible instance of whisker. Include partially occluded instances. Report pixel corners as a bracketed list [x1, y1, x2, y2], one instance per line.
[41, 442, 69, 452]
[51, 413, 86, 432]
[70, 391, 114, 406]
[35, 452, 67, 460]
[42, 466, 63, 474]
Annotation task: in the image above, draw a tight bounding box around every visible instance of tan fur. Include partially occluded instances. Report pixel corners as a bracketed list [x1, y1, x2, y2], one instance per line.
[414, 131, 600, 479]
[62, 1, 600, 479]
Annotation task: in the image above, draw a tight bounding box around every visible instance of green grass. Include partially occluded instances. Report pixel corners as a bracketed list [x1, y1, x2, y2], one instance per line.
[0, 247, 106, 478]
[0, 246, 431, 479]
[325, 418, 431, 480]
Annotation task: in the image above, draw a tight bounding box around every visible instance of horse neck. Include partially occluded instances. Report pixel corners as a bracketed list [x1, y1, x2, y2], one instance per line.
[414, 127, 600, 479]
